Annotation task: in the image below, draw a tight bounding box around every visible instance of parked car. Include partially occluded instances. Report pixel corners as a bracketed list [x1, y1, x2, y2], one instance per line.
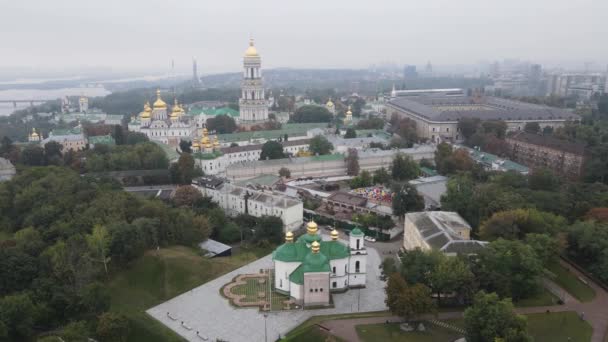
[364, 236, 376, 242]
[323, 225, 333, 231]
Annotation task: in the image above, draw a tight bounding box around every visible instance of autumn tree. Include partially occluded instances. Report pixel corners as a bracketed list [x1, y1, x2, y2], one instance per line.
[173, 185, 203, 207]
[345, 148, 360, 176]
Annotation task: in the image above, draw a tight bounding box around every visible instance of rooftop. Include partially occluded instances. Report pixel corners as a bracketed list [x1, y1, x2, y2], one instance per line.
[507, 132, 587, 155]
[88, 134, 116, 146]
[199, 239, 232, 257]
[217, 123, 327, 143]
[327, 192, 368, 207]
[388, 95, 579, 122]
[406, 211, 486, 253]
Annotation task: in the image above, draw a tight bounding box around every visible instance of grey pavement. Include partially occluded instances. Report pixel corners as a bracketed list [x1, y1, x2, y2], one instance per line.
[146, 243, 387, 342]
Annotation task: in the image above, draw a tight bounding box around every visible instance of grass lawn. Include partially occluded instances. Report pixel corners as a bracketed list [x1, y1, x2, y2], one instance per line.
[547, 261, 595, 302]
[356, 322, 463, 342]
[286, 325, 345, 342]
[526, 311, 592, 342]
[354, 312, 591, 342]
[284, 311, 390, 340]
[106, 244, 273, 342]
[515, 287, 559, 307]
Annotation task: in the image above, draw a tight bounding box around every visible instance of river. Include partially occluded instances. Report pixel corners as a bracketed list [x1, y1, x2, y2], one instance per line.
[0, 86, 111, 116]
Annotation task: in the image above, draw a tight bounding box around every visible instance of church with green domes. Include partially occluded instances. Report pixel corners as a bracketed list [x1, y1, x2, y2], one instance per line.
[272, 221, 367, 307]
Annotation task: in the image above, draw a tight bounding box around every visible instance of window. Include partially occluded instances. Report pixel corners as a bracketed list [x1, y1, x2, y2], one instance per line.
[280, 279, 282, 287]
[356, 239, 360, 250]
[355, 261, 360, 273]
[314, 289, 318, 292]
[332, 266, 336, 274]
[345, 265, 347, 273]
[320, 288, 323, 292]
[332, 282, 337, 288]
[309, 289, 313, 293]
[446, 127, 449, 132]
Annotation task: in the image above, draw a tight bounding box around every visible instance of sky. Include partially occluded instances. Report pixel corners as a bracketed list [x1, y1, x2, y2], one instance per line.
[1, 0, 607, 74]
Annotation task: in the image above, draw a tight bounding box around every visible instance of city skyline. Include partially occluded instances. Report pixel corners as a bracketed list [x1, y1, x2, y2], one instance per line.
[2, 0, 607, 73]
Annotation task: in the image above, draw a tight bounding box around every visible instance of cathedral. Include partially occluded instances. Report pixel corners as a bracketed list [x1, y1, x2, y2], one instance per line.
[239, 39, 269, 123]
[272, 221, 367, 307]
[128, 89, 201, 146]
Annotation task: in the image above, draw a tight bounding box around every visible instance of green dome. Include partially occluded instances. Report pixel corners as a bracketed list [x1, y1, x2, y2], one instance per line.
[302, 251, 330, 273]
[350, 227, 364, 236]
[297, 233, 322, 245]
[273, 243, 298, 262]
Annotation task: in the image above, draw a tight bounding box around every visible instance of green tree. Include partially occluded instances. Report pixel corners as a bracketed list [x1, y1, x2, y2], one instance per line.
[179, 139, 192, 153]
[385, 273, 436, 322]
[44, 141, 63, 165]
[206, 114, 237, 133]
[291, 105, 333, 123]
[392, 183, 424, 216]
[345, 148, 360, 176]
[0, 293, 37, 340]
[86, 224, 111, 275]
[254, 216, 284, 244]
[20, 144, 46, 166]
[524, 233, 562, 266]
[464, 291, 532, 342]
[481, 120, 507, 138]
[428, 255, 476, 305]
[278, 167, 291, 178]
[96, 312, 130, 342]
[61, 321, 90, 341]
[344, 128, 357, 138]
[391, 153, 419, 181]
[528, 168, 559, 191]
[260, 141, 285, 160]
[173, 185, 203, 207]
[373, 167, 391, 185]
[474, 239, 543, 300]
[173, 152, 197, 184]
[458, 118, 481, 140]
[309, 136, 333, 155]
[479, 208, 566, 241]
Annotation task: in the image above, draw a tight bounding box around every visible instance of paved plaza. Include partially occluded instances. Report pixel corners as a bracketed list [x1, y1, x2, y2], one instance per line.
[147, 242, 387, 342]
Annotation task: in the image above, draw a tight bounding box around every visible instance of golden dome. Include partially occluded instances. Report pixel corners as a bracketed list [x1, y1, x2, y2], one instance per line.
[285, 231, 294, 242]
[202, 127, 209, 136]
[30, 128, 39, 138]
[244, 38, 259, 57]
[331, 229, 339, 241]
[201, 135, 210, 144]
[213, 136, 220, 147]
[306, 221, 318, 235]
[192, 140, 200, 148]
[153, 89, 167, 109]
[170, 99, 181, 119]
[346, 105, 352, 116]
[311, 241, 320, 253]
[326, 98, 334, 107]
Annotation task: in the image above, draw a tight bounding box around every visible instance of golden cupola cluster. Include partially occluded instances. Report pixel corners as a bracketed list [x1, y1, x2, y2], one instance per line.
[346, 105, 352, 116]
[141, 101, 152, 119]
[244, 38, 259, 57]
[306, 221, 318, 235]
[30, 128, 39, 139]
[326, 98, 334, 107]
[153, 88, 167, 109]
[170, 98, 184, 119]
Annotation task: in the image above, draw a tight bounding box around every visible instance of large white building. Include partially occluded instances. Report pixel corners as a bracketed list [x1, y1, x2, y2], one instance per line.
[128, 89, 201, 146]
[239, 39, 269, 123]
[194, 176, 303, 231]
[272, 221, 367, 306]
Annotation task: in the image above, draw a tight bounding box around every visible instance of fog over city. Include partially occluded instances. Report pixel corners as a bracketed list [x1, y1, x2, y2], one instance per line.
[2, 0, 607, 74]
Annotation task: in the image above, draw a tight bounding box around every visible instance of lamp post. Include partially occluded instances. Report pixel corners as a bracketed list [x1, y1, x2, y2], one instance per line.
[264, 313, 268, 342]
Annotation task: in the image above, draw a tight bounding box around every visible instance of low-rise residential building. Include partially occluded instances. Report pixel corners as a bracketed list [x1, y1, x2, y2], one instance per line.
[459, 145, 529, 174]
[41, 128, 87, 152]
[403, 211, 487, 256]
[194, 176, 303, 231]
[505, 132, 587, 179]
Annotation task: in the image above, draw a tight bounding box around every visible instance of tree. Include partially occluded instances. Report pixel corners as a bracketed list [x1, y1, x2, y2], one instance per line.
[474, 239, 543, 300]
[86, 224, 111, 275]
[464, 291, 532, 342]
[96, 312, 130, 342]
[172, 153, 197, 184]
[479, 208, 566, 241]
[524, 122, 540, 134]
[373, 167, 391, 185]
[61, 321, 90, 341]
[399, 249, 442, 285]
[0, 293, 37, 340]
[481, 120, 507, 138]
[524, 233, 562, 266]
[44, 141, 63, 165]
[173, 185, 203, 207]
[391, 153, 419, 181]
[345, 148, 360, 176]
[260, 141, 285, 160]
[428, 255, 476, 305]
[385, 273, 436, 322]
[350, 170, 372, 188]
[20, 144, 45, 166]
[125, 131, 148, 145]
[458, 118, 481, 140]
[392, 183, 424, 217]
[253, 216, 284, 244]
[344, 128, 357, 139]
[309, 136, 333, 155]
[278, 167, 291, 178]
[528, 168, 559, 191]
[291, 105, 332, 123]
[179, 139, 192, 153]
[434, 142, 453, 174]
[206, 114, 237, 133]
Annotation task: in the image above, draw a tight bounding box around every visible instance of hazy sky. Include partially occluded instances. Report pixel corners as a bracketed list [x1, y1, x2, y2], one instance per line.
[2, 0, 607, 73]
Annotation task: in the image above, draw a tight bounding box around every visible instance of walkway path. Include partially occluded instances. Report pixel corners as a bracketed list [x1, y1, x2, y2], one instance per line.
[321, 259, 608, 342]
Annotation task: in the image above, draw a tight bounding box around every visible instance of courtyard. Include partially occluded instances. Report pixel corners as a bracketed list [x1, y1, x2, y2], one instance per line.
[146, 242, 387, 342]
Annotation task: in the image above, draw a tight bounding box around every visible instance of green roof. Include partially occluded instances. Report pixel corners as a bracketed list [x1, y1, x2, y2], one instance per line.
[274, 235, 350, 263]
[464, 146, 529, 173]
[51, 127, 82, 136]
[319, 240, 350, 259]
[189, 107, 240, 117]
[218, 123, 327, 143]
[350, 227, 364, 236]
[420, 167, 438, 176]
[297, 233, 323, 245]
[88, 135, 116, 146]
[309, 153, 344, 162]
[289, 264, 305, 284]
[302, 251, 330, 273]
[193, 150, 223, 160]
[273, 242, 309, 263]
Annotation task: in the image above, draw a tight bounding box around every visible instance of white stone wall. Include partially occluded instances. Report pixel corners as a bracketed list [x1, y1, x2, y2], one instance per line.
[274, 260, 300, 293]
[348, 253, 367, 287]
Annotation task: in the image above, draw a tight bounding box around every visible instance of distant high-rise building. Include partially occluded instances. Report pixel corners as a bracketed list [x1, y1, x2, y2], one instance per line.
[192, 58, 200, 86]
[239, 38, 269, 123]
[403, 65, 418, 80]
[425, 61, 433, 74]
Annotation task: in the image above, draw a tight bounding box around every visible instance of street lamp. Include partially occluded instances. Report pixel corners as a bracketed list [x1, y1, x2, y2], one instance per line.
[264, 313, 268, 342]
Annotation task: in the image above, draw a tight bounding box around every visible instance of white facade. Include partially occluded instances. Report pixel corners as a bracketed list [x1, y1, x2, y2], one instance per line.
[195, 178, 303, 231]
[239, 39, 269, 123]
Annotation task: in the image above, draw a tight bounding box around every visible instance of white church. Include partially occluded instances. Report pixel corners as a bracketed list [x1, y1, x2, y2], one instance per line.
[272, 221, 367, 307]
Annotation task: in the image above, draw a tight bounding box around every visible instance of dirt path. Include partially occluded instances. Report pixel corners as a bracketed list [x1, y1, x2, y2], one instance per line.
[321, 259, 608, 342]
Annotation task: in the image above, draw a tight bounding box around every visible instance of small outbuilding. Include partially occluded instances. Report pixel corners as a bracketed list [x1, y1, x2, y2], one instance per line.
[199, 239, 232, 258]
